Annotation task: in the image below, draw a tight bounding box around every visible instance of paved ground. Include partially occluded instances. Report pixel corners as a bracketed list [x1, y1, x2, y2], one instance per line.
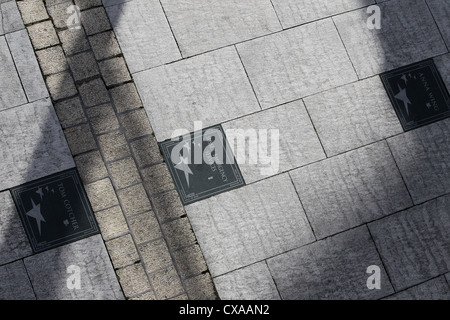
[0, 0, 449, 300]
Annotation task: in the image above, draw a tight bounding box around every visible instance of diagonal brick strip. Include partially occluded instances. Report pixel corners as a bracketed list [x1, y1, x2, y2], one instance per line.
[16, 0, 217, 300]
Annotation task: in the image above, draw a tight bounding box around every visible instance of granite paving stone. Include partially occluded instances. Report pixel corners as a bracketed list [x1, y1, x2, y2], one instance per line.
[85, 103, 120, 134]
[17, 0, 49, 25]
[24, 235, 124, 299]
[105, 234, 139, 268]
[303, 76, 403, 156]
[98, 56, 131, 86]
[141, 164, 175, 196]
[0, 261, 35, 300]
[0, 36, 27, 110]
[84, 178, 119, 211]
[74, 150, 108, 183]
[289, 141, 412, 239]
[384, 276, 450, 300]
[94, 205, 128, 240]
[271, 0, 374, 28]
[236, 18, 357, 109]
[47, 0, 74, 28]
[110, 82, 142, 113]
[0, 191, 32, 265]
[134, 46, 260, 141]
[116, 263, 152, 297]
[267, 226, 394, 299]
[118, 108, 153, 140]
[27, 20, 59, 50]
[173, 245, 208, 279]
[160, 0, 281, 57]
[45, 71, 78, 101]
[117, 183, 152, 216]
[139, 239, 173, 273]
[80, 6, 111, 35]
[97, 130, 130, 162]
[108, 157, 141, 190]
[130, 136, 163, 167]
[150, 266, 184, 300]
[333, 0, 447, 78]
[36, 46, 69, 75]
[186, 173, 315, 277]
[58, 28, 90, 56]
[368, 194, 450, 291]
[214, 262, 280, 300]
[151, 190, 184, 222]
[6, 29, 48, 102]
[183, 273, 217, 300]
[433, 53, 450, 97]
[75, 0, 102, 10]
[128, 211, 162, 244]
[426, 0, 450, 48]
[131, 290, 157, 300]
[64, 123, 97, 155]
[223, 100, 325, 183]
[0, 0, 24, 35]
[0, 98, 75, 190]
[78, 78, 109, 107]
[88, 30, 121, 60]
[161, 217, 196, 251]
[67, 51, 100, 81]
[105, 0, 181, 73]
[387, 119, 450, 204]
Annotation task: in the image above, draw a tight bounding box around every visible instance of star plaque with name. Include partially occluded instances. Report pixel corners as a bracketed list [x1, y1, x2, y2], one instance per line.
[381, 59, 450, 131]
[11, 168, 98, 253]
[160, 125, 245, 205]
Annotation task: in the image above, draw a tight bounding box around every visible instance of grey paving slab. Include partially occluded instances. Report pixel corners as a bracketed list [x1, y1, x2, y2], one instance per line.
[0, 98, 75, 191]
[222, 100, 325, 183]
[427, 0, 450, 48]
[185, 173, 315, 277]
[0, 260, 35, 300]
[24, 235, 124, 299]
[303, 77, 403, 156]
[434, 54, 450, 92]
[0, 0, 24, 35]
[333, 0, 447, 79]
[368, 194, 450, 291]
[267, 226, 394, 299]
[387, 119, 450, 204]
[214, 262, 280, 300]
[0, 191, 32, 265]
[134, 46, 260, 142]
[0, 36, 27, 110]
[271, 0, 374, 28]
[290, 141, 412, 239]
[384, 276, 450, 300]
[160, 0, 281, 57]
[105, 0, 181, 74]
[236, 18, 357, 109]
[6, 29, 48, 102]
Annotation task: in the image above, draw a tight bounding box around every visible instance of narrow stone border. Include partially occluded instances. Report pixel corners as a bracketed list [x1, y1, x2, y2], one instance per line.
[16, 0, 218, 300]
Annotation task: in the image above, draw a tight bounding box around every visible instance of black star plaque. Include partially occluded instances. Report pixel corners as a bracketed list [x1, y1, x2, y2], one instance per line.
[160, 125, 245, 205]
[11, 168, 98, 253]
[381, 59, 450, 131]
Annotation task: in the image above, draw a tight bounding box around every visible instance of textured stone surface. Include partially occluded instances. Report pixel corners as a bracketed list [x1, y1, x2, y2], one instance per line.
[98, 56, 131, 86]
[36, 46, 68, 75]
[75, 0, 102, 10]
[173, 245, 207, 278]
[151, 190, 184, 222]
[369, 194, 450, 291]
[97, 130, 130, 162]
[47, 0, 74, 28]
[268, 226, 394, 299]
[108, 157, 141, 189]
[58, 28, 90, 56]
[128, 211, 161, 244]
[271, 0, 374, 28]
[64, 123, 97, 155]
[0, 0, 24, 34]
[333, 0, 447, 78]
[78, 78, 109, 107]
[6, 29, 48, 102]
[384, 276, 450, 300]
[160, 0, 281, 57]
[0, 99, 75, 190]
[117, 184, 152, 216]
[150, 266, 184, 299]
[67, 51, 100, 81]
[290, 141, 412, 239]
[81, 6, 111, 35]
[110, 82, 142, 113]
[215, 262, 280, 300]
[54, 97, 85, 129]
[105, 234, 139, 268]
[161, 217, 196, 251]
[183, 273, 217, 300]
[186, 173, 315, 277]
[141, 163, 175, 195]
[427, 0, 450, 48]
[434, 54, 450, 92]
[223, 100, 325, 183]
[116, 263, 151, 297]
[95, 205, 129, 240]
[130, 136, 163, 167]
[45, 71, 77, 101]
[0, 192, 32, 265]
[236, 18, 357, 109]
[89, 31, 121, 60]
[0, 36, 27, 110]
[17, 0, 48, 25]
[74, 150, 108, 183]
[387, 119, 450, 204]
[134, 47, 260, 141]
[303, 76, 403, 156]
[0, 261, 35, 300]
[139, 239, 173, 273]
[106, 0, 180, 73]
[86, 103, 119, 134]
[84, 178, 119, 211]
[27, 20, 59, 50]
[24, 235, 124, 299]
[118, 108, 153, 140]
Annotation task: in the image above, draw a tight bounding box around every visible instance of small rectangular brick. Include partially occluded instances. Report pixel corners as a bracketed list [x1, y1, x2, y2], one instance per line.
[74, 0, 102, 10]
[78, 78, 110, 107]
[36, 46, 68, 75]
[74, 150, 108, 183]
[150, 266, 184, 300]
[64, 123, 97, 155]
[86, 103, 120, 134]
[142, 164, 176, 195]
[130, 136, 163, 168]
[97, 130, 130, 162]
[46, 71, 78, 101]
[17, 0, 49, 25]
[105, 234, 140, 269]
[116, 263, 152, 297]
[183, 273, 218, 300]
[54, 97, 86, 128]
[139, 239, 173, 273]
[58, 28, 90, 55]
[95, 205, 129, 240]
[107, 157, 141, 190]
[152, 190, 185, 222]
[119, 108, 153, 140]
[117, 183, 152, 216]
[98, 56, 131, 86]
[110, 82, 142, 113]
[67, 51, 99, 81]
[89, 30, 121, 60]
[81, 6, 111, 35]
[27, 20, 59, 50]
[128, 211, 162, 244]
[161, 217, 196, 251]
[47, 1, 74, 28]
[173, 245, 207, 279]
[84, 178, 119, 211]
[130, 290, 156, 300]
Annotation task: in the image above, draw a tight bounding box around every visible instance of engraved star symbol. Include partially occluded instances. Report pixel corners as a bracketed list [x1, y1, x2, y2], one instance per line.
[394, 84, 412, 117]
[175, 156, 194, 188]
[26, 199, 46, 236]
